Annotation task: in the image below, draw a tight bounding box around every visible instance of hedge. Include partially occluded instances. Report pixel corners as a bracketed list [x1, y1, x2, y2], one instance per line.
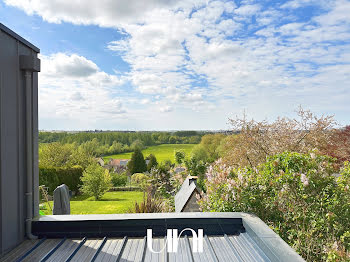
[109, 187, 141, 191]
[39, 166, 84, 194]
[110, 173, 128, 187]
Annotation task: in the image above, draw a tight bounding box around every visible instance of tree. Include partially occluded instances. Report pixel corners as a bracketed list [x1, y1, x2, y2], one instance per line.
[223, 107, 336, 168]
[174, 150, 186, 165]
[39, 142, 74, 168]
[80, 163, 112, 200]
[184, 156, 207, 191]
[130, 139, 144, 151]
[108, 141, 123, 155]
[149, 166, 173, 198]
[131, 173, 150, 192]
[169, 136, 177, 144]
[127, 148, 147, 174]
[146, 154, 158, 171]
[79, 138, 100, 156]
[199, 134, 226, 161]
[323, 125, 350, 164]
[69, 147, 94, 169]
[191, 144, 209, 162]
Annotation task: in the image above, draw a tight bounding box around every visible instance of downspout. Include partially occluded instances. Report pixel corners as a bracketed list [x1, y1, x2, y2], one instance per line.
[20, 55, 40, 240]
[24, 70, 37, 240]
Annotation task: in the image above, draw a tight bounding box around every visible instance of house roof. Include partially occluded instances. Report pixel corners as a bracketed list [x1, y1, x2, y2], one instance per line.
[175, 176, 200, 212]
[3, 212, 305, 261]
[109, 159, 129, 166]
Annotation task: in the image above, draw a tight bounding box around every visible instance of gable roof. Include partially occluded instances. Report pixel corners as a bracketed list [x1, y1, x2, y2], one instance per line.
[175, 176, 200, 212]
[109, 159, 129, 167]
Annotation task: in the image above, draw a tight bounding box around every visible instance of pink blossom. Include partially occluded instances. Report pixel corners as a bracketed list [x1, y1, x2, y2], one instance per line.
[300, 173, 309, 186]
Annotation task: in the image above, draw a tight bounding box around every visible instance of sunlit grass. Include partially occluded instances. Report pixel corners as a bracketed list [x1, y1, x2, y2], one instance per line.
[103, 144, 196, 163]
[40, 191, 144, 215]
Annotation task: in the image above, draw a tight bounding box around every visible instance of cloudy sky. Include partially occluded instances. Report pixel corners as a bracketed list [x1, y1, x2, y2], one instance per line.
[1, 0, 349, 130]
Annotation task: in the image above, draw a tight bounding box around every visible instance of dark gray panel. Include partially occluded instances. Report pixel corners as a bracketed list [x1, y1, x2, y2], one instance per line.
[0, 24, 40, 256]
[0, 28, 21, 253]
[32, 70, 39, 218]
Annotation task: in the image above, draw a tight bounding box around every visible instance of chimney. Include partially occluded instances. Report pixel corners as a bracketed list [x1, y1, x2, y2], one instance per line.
[188, 176, 198, 185]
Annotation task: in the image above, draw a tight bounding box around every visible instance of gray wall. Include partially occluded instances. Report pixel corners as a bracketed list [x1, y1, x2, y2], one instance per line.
[183, 191, 201, 212]
[0, 24, 40, 255]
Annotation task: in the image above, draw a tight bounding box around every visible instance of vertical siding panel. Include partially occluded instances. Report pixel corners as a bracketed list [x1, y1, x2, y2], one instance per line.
[0, 24, 40, 255]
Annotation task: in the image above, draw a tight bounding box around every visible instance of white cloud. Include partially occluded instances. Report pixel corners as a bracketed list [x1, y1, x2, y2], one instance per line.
[39, 53, 126, 129]
[4, 0, 183, 27]
[280, 0, 328, 9]
[41, 53, 98, 77]
[7, 0, 350, 129]
[234, 4, 260, 16]
[159, 105, 173, 113]
[313, 0, 350, 26]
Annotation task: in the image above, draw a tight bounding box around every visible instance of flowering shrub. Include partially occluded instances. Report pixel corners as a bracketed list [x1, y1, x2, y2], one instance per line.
[223, 108, 336, 168]
[199, 152, 350, 261]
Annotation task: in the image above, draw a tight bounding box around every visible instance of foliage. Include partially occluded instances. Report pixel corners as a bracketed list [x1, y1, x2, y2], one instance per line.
[80, 163, 112, 200]
[323, 125, 350, 165]
[131, 173, 150, 190]
[39, 142, 94, 169]
[146, 154, 158, 171]
[79, 138, 100, 156]
[170, 171, 188, 192]
[175, 150, 186, 165]
[190, 145, 209, 162]
[127, 148, 147, 174]
[223, 107, 336, 168]
[70, 147, 95, 169]
[40, 191, 144, 215]
[149, 164, 174, 198]
[39, 166, 83, 194]
[130, 139, 145, 151]
[199, 152, 350, 261]
[110, 172, 128, 187]
[104, 144, 196, 163]
[173, 131, 200, 137]
[129, 188, 164, 213]
[39, 131, 203, 156]
[39, 142, 74, 168]
[161, 159, 174, 170]
[184, 156, 207, 191]
[197, 134, 226, 162]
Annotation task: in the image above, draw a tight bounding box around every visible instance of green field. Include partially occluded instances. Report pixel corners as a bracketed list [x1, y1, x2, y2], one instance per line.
[40, 191, 144, 215]
[103, 144, 196, 163]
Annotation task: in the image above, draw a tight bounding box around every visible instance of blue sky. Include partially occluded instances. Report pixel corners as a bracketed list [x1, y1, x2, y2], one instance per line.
[1, 0, 349, 130]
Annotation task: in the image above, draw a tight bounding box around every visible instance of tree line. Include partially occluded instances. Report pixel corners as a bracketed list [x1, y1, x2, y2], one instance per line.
[39, 131, 203, 156]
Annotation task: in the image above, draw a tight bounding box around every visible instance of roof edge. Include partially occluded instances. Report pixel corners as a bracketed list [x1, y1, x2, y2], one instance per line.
[0, 23, 40, 53]
[242, 213, 305, 262]
[34, 212, 305, 261]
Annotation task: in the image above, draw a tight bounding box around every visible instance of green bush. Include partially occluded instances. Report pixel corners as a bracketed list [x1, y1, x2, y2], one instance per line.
[39, 166, 83, 194]
[80, 163, 112, 200]
[199, 152, 350, 261]
[111, 173, 128, 187]
[131, 173, 149, 184]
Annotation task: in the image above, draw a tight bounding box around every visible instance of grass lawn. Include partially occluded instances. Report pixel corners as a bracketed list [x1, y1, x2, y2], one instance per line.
[40, 191, 144, 215]
[103, 144, 196, 163]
